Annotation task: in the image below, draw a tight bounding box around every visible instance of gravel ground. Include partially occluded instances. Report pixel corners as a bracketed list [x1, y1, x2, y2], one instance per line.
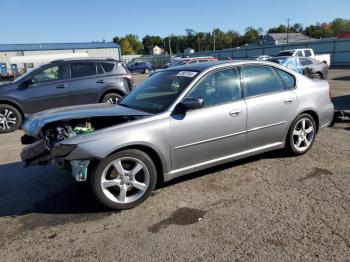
[0, 69, 349, 261]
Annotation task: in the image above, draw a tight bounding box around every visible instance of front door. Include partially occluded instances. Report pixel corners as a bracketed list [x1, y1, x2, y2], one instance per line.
[170, 67, 247, 170]
[241, 65, 298, 149]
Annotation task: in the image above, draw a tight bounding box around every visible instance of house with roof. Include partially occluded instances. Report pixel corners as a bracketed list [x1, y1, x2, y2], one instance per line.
[261, 33, 316, 45]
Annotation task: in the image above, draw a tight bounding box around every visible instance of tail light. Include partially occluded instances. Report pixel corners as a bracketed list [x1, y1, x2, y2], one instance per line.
[122, 74, 134, 90]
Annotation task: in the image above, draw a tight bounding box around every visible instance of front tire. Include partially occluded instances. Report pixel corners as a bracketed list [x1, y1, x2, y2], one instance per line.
[286, 114, 316, 156]
[144, 68, 150, 74]
[0, 104, 22, 133]
[91, 149, 157, 210]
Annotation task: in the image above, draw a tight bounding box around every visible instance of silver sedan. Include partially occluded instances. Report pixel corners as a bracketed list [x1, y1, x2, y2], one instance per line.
[21, 61, 334, 210]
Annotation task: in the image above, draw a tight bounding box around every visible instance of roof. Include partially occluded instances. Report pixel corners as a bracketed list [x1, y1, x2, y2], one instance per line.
[164, 60, 293, 73]
[0, 42, 120, 52]
[51, 57, 119, 63]
[265, 33, 315, 42]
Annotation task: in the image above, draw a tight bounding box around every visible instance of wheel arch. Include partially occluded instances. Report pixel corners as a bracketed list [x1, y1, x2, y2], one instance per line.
[108, 144, 165, 185]
[0, 99, 25, 119]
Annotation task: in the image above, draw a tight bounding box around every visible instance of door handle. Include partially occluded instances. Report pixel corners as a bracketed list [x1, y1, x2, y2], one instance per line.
[56, 84, 67, 88]
[96, 79, 105, 84]
[229, 109, 242, 117]
[284, 97, 294, 104]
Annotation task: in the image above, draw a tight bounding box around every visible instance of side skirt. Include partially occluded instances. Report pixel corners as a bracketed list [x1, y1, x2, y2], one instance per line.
[163, 142, 285, 182]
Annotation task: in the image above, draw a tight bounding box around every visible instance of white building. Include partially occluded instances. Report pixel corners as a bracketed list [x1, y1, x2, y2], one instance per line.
[0, 42, 121, 77]
[152, 45, 164, 55]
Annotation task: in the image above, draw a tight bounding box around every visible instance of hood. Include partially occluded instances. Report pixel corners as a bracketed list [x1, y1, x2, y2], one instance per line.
[22, 103, 152, 137]
[0, 82, 16, 93]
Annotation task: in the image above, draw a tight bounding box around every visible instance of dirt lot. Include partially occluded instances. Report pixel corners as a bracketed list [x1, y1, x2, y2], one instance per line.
[0, 69, 349, 261]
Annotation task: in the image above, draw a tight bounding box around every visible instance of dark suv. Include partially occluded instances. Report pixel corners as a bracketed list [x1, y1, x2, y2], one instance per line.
[0, 58, 133, 133]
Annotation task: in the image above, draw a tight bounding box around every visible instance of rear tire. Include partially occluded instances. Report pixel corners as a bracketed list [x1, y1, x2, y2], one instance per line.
[91, 149, 157, 210]
[101, 93, 122, 104]
[144, 68, 150, 74]
[285, 114, 316, 156]
[0, 104, 22, 133]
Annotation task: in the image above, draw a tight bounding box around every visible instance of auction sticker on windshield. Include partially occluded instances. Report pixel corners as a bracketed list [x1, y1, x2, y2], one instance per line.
[176, 71, 198, 77]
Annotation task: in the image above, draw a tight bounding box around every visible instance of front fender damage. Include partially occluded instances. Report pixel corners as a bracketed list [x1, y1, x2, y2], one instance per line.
[20, 115, 148, 181]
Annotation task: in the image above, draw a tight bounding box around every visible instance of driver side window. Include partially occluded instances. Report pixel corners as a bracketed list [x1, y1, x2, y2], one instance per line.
[186, 67, 241, 107]
[32, 65, 65, 83]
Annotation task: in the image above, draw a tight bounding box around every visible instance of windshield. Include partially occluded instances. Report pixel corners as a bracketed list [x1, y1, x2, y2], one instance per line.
[11, 64, 42, 83]
[276, 51, 294, 57]
[119, 70, 198, 113]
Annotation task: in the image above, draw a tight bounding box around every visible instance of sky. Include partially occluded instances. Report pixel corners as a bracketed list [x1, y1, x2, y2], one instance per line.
[1, 0, 349, 44]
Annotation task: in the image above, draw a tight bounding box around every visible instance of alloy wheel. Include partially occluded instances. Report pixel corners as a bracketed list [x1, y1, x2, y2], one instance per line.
[0, 108, 17, 131]
[292, 118, 314, 152]
[107, 97, 119, 104]
[100, 157, 150, 204]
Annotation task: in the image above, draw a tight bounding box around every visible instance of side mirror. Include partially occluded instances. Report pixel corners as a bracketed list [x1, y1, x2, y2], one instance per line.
[181, 97, 204, 110]
[24, 78, 34, 87]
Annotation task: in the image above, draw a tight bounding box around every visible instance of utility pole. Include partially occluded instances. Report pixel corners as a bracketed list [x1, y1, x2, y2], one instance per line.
[286, 18, 290, 45]
[213, 28, 216, 51]
[168, 35, 172, 57]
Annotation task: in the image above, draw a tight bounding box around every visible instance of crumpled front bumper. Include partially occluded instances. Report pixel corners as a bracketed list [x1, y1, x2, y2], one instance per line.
[20, 140, 51, 166]
[20, 139, 76, 166]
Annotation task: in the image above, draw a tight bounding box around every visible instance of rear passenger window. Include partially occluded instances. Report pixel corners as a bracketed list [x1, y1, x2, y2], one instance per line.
[71, 63, 96, 78]
[100, 62, 115, 73]
[241, 66, 284, 97]
[274, 68, 296, 89]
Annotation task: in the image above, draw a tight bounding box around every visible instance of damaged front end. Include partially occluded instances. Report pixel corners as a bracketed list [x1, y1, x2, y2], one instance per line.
[21, 104, 152, 181]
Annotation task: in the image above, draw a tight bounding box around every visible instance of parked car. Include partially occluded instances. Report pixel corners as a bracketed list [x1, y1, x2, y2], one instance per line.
[0, 58, 133, 133]
[276, 48, 331, 67]
[127, 61, 152, 74]
[165, 56, 218, 68]
[20, 61, 334, 210]
[268, 56, 328, 79]
[250, 55, 272, 61]
[150, 56, 219, 76]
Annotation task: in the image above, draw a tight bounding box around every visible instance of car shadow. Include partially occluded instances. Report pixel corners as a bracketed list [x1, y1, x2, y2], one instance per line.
[0, 162, 111, 217]
[0, 150, 290, 218]
[332, 95, 350, 111]
[332, 76, 350, 81]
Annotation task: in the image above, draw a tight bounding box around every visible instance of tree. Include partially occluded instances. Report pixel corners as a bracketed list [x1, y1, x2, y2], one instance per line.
[123, 34, 143, 54]
[244, 27, 262, 44]
[120, 39, 133, 55]
[142, 35, 163, 54]
[331, 18, 350, 34]
[268, 24, 288, 33]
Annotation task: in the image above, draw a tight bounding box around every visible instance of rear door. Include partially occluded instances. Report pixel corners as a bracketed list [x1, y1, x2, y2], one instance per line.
[20, 63, 70, 114]
[68, 62, 100, 105]
[241, 65, 298, 149]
